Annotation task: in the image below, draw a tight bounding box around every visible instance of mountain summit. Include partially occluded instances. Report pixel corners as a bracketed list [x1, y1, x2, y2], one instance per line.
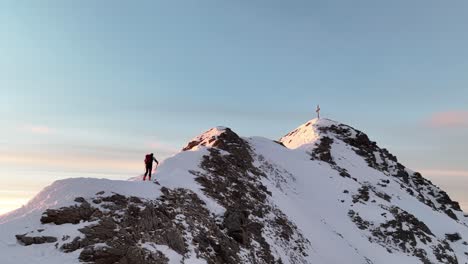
[279, 118, 333, 148]
[1, 118, 467, 264]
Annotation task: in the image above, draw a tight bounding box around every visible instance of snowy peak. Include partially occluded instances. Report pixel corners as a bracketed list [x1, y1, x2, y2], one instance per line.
[279, 118, 341, 149]
[182, 126, 249, 154]
[280, 118, 398, 177]
[293, 118, 464, 221]
[182, 126, 233, 151]
[2, 118, 468, 264]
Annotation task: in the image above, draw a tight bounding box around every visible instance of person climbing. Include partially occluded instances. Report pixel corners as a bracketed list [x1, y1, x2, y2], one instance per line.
[143, 153, 159, 181]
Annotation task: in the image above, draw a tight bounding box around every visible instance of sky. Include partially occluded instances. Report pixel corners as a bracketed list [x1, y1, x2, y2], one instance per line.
[1, 0, 468, 215]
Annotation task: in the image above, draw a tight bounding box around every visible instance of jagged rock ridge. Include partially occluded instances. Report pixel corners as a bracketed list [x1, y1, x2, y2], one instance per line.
[0, 118, 467, 264]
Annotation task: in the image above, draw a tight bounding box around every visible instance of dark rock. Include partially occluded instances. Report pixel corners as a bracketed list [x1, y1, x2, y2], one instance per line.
[79, 245, 168, 264]
[126, 204, 141, 218]
[162, 228, 186, 254]
[129, 196, 143, 204]
[348, 210, 370, 230]
[445, 233, 462, 242]
[102, 194, 128, 206]
[41, 202, 97, 225]
[61, 236, 88, 253]
[433, 241, 457, 264]
[223, 209, 249, 245]
[273, 140, 286, 147]
[374, 190, 391, 202]
[445, 209, 458, 221]
[16, 234, 34, 246]
[16, 234, 57, 246]
[274, 216, 294, 241]
[353, 186, 370, 204]
[79, 218, 118, 241]
[74, 197, 86, 203]
[406, 188, 414, 196]
[311, 136, 334, 164]
[413, 248, 431, 264]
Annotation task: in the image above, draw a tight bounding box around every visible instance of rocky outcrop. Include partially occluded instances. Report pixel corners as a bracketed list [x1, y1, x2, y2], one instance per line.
[310, 136, 351, 178]
[191, 128, 310, 264]
[13, 127, 310, 264]
[445, 233, 462, 242]
[349, 205, 458, 264]
[79, 245, 169, 264]
[41, 200, 98, 225]
[62, 191, 190, 263]
[352, 184, 391, 204]
[16, 234, 57, 246]
[37, 185, 276, 264]
[223, 209, 249, 245]
[318, 122, 462, 220]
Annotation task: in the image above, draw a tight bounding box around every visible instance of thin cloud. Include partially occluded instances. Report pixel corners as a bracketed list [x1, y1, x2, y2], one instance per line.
[427, 111, 468, 128]
[23, 125, 55, 134]
[0, 152, 139, 173]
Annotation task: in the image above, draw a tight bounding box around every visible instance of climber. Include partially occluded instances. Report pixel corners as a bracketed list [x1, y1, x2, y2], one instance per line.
[143, 153, 159, 181]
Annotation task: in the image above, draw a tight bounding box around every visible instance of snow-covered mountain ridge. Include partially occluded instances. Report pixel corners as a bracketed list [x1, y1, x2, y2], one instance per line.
[1, 118, 467, 264]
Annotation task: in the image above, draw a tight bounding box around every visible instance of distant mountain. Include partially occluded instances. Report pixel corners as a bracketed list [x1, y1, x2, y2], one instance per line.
[1, 118, 467, 264]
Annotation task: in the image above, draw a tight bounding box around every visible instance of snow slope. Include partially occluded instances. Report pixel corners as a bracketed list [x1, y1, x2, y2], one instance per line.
[1, 118, 467, 264]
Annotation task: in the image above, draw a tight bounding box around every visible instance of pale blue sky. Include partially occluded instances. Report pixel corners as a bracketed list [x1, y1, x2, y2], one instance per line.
[1, 1, 468, 213]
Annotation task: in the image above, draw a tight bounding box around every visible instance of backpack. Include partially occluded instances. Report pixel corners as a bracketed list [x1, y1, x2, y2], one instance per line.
[144, 154, 152, 164]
